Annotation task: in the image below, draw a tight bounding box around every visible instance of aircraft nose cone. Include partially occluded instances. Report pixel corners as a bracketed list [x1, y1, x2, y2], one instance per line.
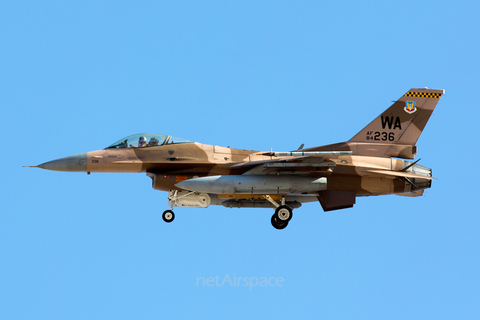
[37, 153, 87, 172]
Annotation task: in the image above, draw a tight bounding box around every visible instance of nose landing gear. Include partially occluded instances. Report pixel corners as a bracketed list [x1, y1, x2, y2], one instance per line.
[162, 190, 179, 223]
[162, 190, 194, 224]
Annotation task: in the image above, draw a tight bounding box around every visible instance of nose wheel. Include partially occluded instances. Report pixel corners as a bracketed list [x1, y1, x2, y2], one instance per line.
[162, 210, 175, 223]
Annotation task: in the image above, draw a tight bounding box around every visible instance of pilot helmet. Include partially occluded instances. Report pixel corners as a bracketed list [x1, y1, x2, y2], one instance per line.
[138, 136, 147, 145]
[148, 137, 159, 146]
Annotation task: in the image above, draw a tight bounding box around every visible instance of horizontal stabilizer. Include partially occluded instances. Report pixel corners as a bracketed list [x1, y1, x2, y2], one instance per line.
[396, 190, 425, 197]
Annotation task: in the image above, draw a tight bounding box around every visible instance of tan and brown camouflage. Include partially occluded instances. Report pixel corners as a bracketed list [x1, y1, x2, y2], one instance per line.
[30, 88, 443, 229]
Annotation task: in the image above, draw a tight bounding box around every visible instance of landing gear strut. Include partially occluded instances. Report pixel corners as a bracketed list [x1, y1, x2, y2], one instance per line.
[162, 190, 195, 224]
[264, 195, 293, 230]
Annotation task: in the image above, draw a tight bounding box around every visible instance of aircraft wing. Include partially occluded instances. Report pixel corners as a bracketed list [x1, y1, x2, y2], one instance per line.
[228, 157, 307, 168]
[257, 151, 352, 157]
[366, 169, 434, 180]
[229, 151, 352, 169]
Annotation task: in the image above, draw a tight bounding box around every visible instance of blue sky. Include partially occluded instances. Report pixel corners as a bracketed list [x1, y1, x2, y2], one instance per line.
[1, 1, 479, 319]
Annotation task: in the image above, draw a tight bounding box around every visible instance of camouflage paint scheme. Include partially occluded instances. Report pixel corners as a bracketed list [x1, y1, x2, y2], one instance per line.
[32, 88, 443, 227]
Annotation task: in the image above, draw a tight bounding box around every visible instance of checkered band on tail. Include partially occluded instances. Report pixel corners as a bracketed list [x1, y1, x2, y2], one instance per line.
[404, 92, 442, 98]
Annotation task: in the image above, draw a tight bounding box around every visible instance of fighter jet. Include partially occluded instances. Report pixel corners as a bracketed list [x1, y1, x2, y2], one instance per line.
[29, 88, 443, 229]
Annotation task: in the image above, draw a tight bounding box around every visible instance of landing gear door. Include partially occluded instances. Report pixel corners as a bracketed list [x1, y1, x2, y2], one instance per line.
[168, 191, 211, 208]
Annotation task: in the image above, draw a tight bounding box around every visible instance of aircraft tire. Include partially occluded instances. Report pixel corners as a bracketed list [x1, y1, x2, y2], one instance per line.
[162, 210, 175, 223]
[271, 214, 288, 230]
[275, 205, 293, 222]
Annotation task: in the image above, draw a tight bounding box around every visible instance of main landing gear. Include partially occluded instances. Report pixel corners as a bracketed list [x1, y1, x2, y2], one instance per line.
[264, 195, 293, 230]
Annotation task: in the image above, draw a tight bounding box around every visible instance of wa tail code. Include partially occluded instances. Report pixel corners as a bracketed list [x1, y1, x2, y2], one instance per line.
[381, 116, 402, 130]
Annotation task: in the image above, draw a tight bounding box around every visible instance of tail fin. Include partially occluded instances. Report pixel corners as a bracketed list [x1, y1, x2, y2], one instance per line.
[348, 88, 444, 158]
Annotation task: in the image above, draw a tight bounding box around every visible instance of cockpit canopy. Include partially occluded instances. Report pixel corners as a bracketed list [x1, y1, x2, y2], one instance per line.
[106, 133, 193, 149]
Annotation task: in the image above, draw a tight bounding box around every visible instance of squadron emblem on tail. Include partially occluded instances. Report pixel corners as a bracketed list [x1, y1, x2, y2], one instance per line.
[404, 101, 417, 114]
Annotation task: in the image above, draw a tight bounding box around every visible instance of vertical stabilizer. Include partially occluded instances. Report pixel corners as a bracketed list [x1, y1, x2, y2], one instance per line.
[349, 88, 444, 146]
